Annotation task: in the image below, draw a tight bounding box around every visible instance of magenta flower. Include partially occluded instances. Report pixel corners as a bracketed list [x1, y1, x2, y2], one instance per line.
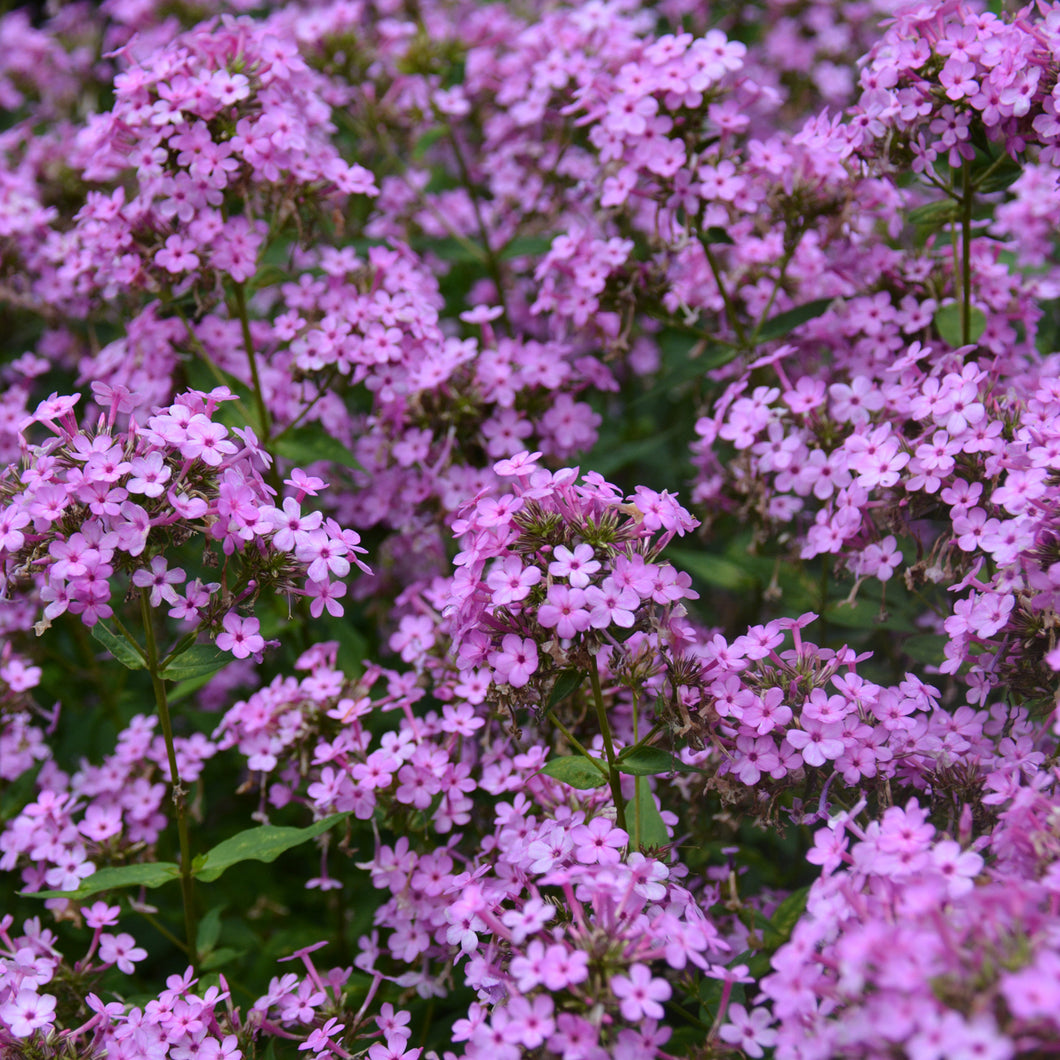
[216, 612, 265, 659]
[547, 543, 600, 587]
[571, 817, 627, 866]
[488, 635, 539, 688]
[611, 963, 671, 1021]
[0, 989, 56, 1038]
[537, 585, 592, 639]
[98, 932, 147, 974]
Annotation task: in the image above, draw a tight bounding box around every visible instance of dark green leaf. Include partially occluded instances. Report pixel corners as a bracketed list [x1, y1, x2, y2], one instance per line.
[90, 623, 146, 670]
[907, 199, 959, 227]
[161, 645, 228, 682]
[499, 235, 553, 261]
[197, 905, 224, 955]
[539, 756, 608, 790]
[547, 669, 586, 709]
[631, 343, 740, 407]
[412, 126, 447, 161]
[763, 885, 810, 948]
[700, 226, 735, 245]
[666, 548, 756, 592]
[973, 157, 1022, 194]
[192, 813, 349, 883]
[168, 670, 224, 705]
[615, 746, 700, 777]
[824, 596, 918, 634]
[626, 782, 669, 852]
[901, 633, 947, 665]
[273, 426, 363, 471]
[23, 861, 180, 900]
[934, 303, 987, 347]
[755, 298, 834, 343]
[201, 947, 244, 971]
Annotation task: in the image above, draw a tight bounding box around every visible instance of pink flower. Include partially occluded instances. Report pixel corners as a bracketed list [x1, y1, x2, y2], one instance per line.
[611, 963, 671, 1021]
[571, 817, 627, 865]
[488, 635, 539, 688]
[216, 612, 266, 659]
[537, 585, 592, 638]
[98, 932, 147, 974]
[0, 989, 56, 1038]
[548, 543, 600, 587]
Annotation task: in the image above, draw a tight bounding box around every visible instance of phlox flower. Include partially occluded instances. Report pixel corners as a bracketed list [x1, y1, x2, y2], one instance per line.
[488, 635, 539, 688]
[216, 612, 266, 659]
[610, 963, 671, 1021]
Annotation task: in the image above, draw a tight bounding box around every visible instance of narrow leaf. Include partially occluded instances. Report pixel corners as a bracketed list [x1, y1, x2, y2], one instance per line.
[907, 199, 959, 227]
[547, 669, 586, 709]
[273, 426, 363, 470]
[934, 303, 987, 347]
[539, 756, 608, 790]
[901, 633, 947, 666]
[755, 298, 833, 343]
[196, 905, 224, 955]
[193, 813, 349, 883]
[161, 644, 228, 682]
[626, 783, 669, 852]
[975, 160, 1023, 194]
[499, 235, 553, 260]
[201, 947, 245, 971]
[666, 548, 755, 592]
[700, 226, 735, 245]
[90, 623, 146, 670]
[763, 885, 810, 948]
[616, 746, 700, 777]
[22, 861, 180, 900]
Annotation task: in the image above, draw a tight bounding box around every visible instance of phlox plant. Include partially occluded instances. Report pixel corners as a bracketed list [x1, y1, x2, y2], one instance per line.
[2, 1, 1060, 1059]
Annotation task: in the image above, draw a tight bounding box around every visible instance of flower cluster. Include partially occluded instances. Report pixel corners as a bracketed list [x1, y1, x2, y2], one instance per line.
[754, 786, 1060, 1059]
[2, 1, 1060, 1059]
[0, 385, 367, 642]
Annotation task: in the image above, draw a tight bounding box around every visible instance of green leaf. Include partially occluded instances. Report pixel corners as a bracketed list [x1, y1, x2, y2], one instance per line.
[272, 425, 363, 471]
[412, 126, 447, 161]
[590, 422, 684, 477]
[192, 813, 350, 883]
[615, 746, 700, 777]
[547, 669, 586, 709]
[907, 199, 959, 228]
[823, 596, 918, 634]
[161, 644, 228, 682]
[90, 623, 146, 670]
[539, 756, 608, 790]
[934, 303, 987, 347]
[973, 157, 1023, 194]
[666, 548, 755, 592]
[499, 235, 553, 261]
[762, 885, 810, 948]
[626, 782, 669, 852]
[901, 633, 947, 666]
[197, 905, 224, 955]
[22, 861, 180, 900]
[754, 298, 834, 343]
[201, 947, 245, 971]
[700, 226, 735, 245]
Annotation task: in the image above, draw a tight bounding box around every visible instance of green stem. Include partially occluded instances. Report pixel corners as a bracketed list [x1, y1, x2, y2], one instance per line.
[109, 613, 149, 665]
[588, 655, 627, 832]
[140, 589, 198, 969]
[444, 125, 511, 328]
[130, 904, 190, 955]
[545, 710, 609, 776]
[961, 159, 973, 346]
[172, 305, 255, 427]
[232, 282, 271, 439]
[699, 238, 748, 350]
